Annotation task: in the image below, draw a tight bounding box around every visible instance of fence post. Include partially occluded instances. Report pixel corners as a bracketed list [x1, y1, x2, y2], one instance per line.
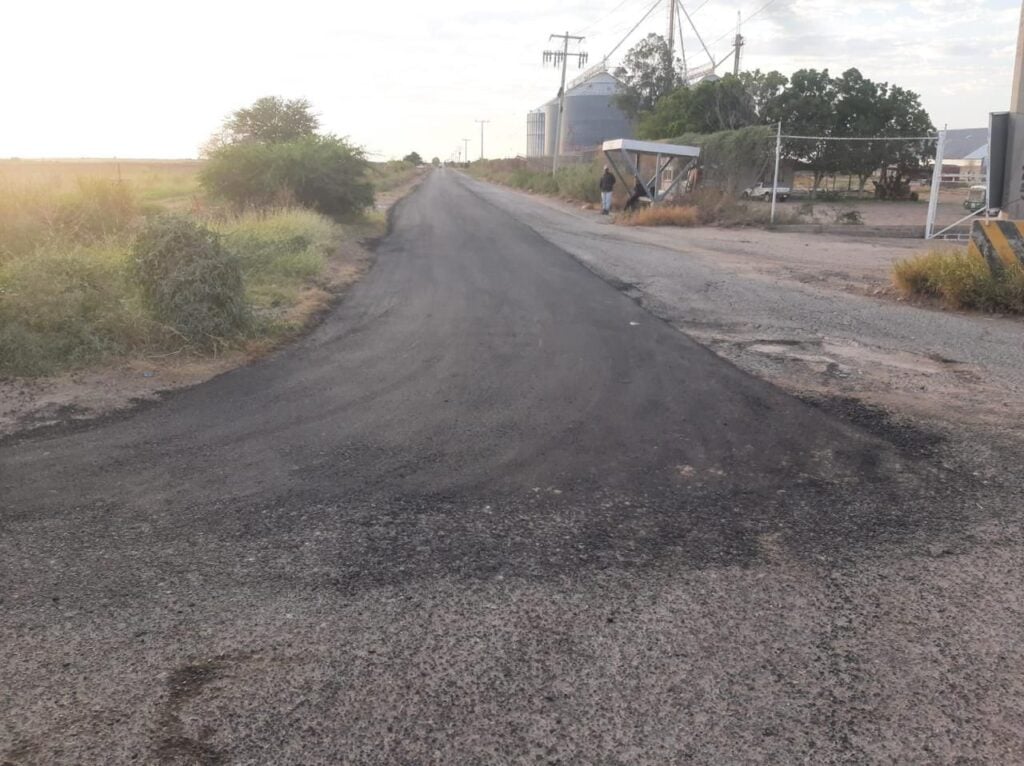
[770, 122, 782, 225]
[925, 127, 947, 239]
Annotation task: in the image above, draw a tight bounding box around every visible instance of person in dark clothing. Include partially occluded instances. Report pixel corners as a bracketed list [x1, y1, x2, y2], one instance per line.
[599, 166, 616, 214]
[625, 175, 649, 212]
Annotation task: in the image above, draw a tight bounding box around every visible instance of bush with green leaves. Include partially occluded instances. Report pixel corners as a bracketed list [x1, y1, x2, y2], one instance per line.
[200, 135, 373, 219]
[129, 217, 249, 344]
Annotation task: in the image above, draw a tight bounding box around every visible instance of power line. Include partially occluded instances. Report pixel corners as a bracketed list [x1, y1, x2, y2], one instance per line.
[604, 0, 662, 62]
[580, 0, 635, 34]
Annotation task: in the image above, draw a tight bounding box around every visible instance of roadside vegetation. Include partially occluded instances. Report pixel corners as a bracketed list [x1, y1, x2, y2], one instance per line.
[468, 159, 802, 228]
[0, 98, 422, 378]
[619, 205, 699, 227]
[616, 34, 934, 200]
[468, 158, 601, 203]
[892, 249, 1024, 314]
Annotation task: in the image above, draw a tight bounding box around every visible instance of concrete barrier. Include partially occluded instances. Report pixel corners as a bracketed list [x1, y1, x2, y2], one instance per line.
[968, 219, 1024, 274]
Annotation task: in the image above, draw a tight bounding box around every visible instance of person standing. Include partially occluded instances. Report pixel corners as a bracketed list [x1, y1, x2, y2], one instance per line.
[599, 166, 616, 215]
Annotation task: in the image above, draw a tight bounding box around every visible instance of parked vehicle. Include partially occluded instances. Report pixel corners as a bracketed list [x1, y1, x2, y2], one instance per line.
[963, 185, 987, 213]
[742, 182, 790, 202]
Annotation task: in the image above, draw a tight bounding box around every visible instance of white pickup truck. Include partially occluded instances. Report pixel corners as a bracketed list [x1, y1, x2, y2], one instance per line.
[742, 183, 790, 202]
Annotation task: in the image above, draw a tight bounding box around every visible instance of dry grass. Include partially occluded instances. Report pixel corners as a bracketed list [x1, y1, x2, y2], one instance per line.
[0, 178, 353, 375]
[0, 157, 404, 378]
[892, 249, 1024, 314]
[0, 159, 202, 207]
[619, 205, 700, 227]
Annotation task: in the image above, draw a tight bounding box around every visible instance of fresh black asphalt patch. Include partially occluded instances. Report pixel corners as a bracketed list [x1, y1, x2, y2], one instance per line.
[1, 171, 1017, 763]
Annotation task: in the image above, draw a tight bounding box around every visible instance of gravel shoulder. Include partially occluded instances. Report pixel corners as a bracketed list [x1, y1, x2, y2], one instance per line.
[461, 174, 1024, 447]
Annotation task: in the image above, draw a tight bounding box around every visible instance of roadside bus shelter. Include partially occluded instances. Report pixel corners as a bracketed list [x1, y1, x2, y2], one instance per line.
[601, 138, 701, 205]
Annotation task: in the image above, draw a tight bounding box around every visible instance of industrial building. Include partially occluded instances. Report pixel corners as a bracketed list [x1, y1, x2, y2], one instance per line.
[526, 69, 634, 158]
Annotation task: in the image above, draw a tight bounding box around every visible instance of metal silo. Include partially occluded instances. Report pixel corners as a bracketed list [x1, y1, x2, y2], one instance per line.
[527, 110, 546, 157]
[561, 72, 634, 155]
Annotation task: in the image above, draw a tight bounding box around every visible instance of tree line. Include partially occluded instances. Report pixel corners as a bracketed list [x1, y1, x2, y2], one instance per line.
[614, 34, 935, 197]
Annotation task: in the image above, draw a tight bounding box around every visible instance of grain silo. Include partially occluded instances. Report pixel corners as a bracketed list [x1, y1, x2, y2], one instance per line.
[527, 68, 633, 158]
[527, 109, 546, 157]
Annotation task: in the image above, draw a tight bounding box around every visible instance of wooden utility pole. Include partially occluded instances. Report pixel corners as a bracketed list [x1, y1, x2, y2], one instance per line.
[543, 32, 588, 175]
[475, 120, 490, 160]
[733, 12, 744, 76]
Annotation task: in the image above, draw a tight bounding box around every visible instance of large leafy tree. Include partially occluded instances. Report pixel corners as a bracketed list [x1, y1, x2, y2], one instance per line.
[613, 34, 682, 119]
[201, 135, 373, 218]
[872, 83, 935, 198]
[201, 97, 372, 218]
[223, 96, 320, 145]
[770, 69, 839, 192]
[831, 69, 887, 192]
[738, 70, 788, 121]
[637, 75, 756, 139]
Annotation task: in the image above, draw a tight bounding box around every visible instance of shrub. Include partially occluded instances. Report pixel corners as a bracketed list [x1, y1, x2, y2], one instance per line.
[0, 239, 154, 376]
[835, 210, 864, 225]
[892, 249, 1024, 313]
[555, 164, 601, 203]
[214, 208, 338, 281]
[619, 205, 700, 227]
[129, 217, 250, 344]
[200, 135, 373, 218]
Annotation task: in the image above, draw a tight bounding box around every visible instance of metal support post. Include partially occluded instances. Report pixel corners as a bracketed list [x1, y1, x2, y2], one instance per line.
[770, 122, 782, 225]
[926, 128, 947, 239]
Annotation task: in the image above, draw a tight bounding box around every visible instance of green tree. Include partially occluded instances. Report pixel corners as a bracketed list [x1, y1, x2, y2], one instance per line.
[738, 70, 788, 121]
[637, 75, 756, 139]
[831, 68, 887, 192]
[403, 152, 423, 165]
[201, 135, 373, 218]
[223, 96, 320, 144]
[872, 84, 935, 199]
[613, 34, 682, 118]
[770, 69, 839, 194]
[431, 157, 441, 167]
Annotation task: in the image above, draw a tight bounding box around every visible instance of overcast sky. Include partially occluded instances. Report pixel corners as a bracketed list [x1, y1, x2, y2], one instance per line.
[3, 0, 1020, 160]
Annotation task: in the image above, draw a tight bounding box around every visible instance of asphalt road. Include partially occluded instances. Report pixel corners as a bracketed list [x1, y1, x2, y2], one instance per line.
[2, 170, 1019, 764]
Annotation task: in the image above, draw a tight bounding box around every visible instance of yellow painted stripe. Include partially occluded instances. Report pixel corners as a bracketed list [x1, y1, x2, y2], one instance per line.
[985, 223, 1016, 268]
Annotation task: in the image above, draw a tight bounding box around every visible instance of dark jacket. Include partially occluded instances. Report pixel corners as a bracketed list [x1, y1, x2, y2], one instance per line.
[599, 171, 616, 192]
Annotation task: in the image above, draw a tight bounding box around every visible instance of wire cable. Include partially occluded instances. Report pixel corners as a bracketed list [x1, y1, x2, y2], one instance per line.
[580, 0, 637, 34]
[603, 0, 664, 61]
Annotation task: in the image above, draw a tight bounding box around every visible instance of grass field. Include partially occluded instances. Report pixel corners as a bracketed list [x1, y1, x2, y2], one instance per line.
[0, 158, 408, 377]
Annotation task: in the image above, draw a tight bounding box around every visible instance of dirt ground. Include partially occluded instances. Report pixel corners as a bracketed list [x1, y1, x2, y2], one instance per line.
[766, 186, 974, 230]
[0, 177, 422, 439]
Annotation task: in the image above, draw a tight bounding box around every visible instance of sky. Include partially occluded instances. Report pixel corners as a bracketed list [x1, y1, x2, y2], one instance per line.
[3, 0, 1021, 160]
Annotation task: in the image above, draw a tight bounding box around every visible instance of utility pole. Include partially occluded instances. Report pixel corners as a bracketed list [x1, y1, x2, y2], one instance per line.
[543, 32, 588, 175]
[475, 120, 490, 160]
[733, 12, 744, 76]
[462, 138, 470, 165]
